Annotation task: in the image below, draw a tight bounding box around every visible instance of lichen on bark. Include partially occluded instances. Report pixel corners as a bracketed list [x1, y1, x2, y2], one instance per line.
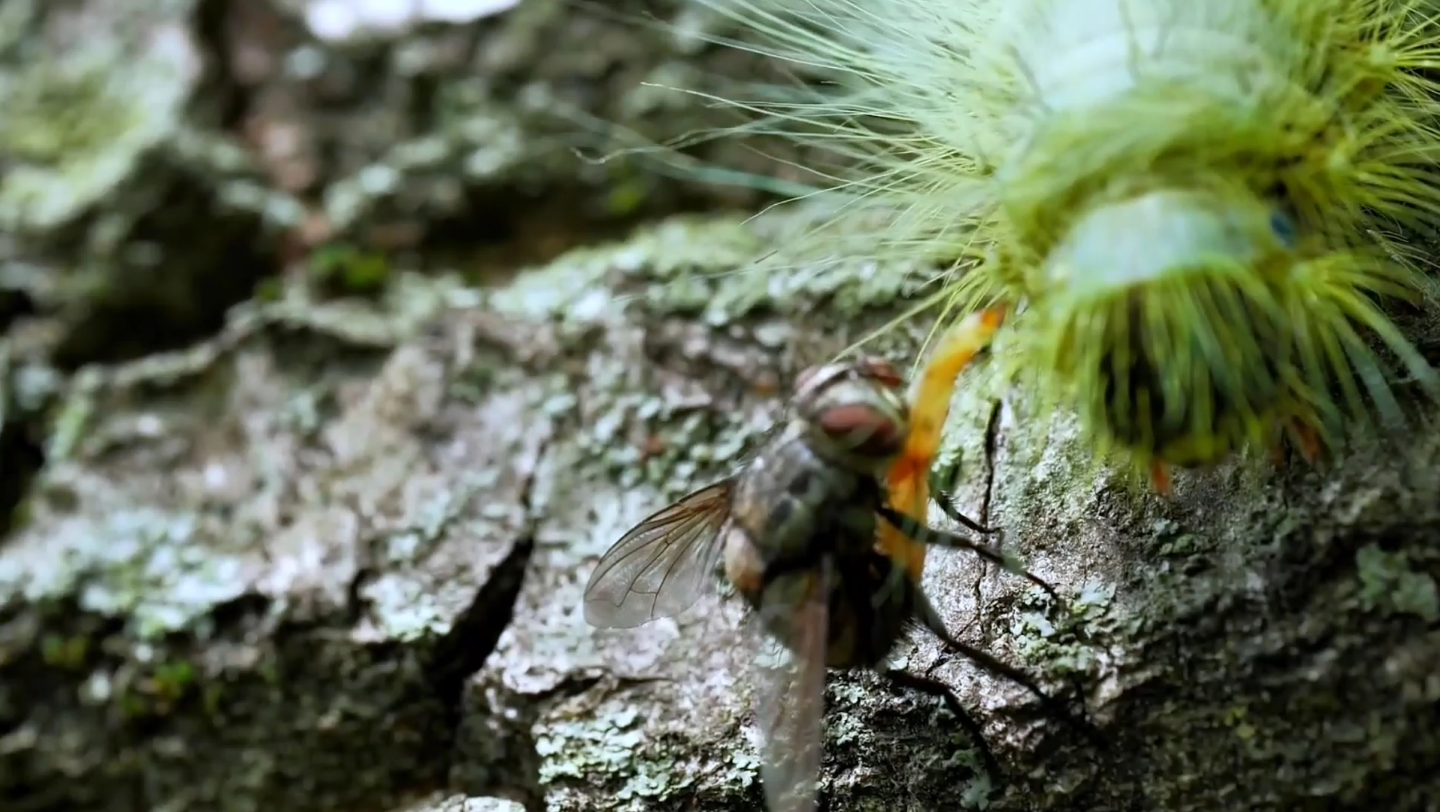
[506, 236, 1440, 811]
[1, 281, 544, 810]
[3, 1, 1440, 810]
[0, 209, 927, 811]
[5, 196, 1440, 812]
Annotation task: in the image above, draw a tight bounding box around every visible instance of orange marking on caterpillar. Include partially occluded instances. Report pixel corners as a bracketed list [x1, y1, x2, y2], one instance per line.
[1149, 461, 1172, 496]
[1270, 416, 1325, 471]
[1288, 419, 1323, 465]
[881, 307, 1007, 580]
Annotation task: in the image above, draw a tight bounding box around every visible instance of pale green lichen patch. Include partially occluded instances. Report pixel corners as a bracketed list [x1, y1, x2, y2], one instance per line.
[537, 708, 652, 784]
[362, 570, 468, 645]
[611, 215, 761, 285]
[0, 507, 257, 641]
[321, 107, 527, 235]
[392, 792, 528, 812]
[488, 244, 786, 501]
[486, 213, 761, 323]
[0, 2, 199, 232]
[360, 473, 516, 644]
[578, 394, 756, 498]
[1010, 582, 1117, 677]
[630, 210, 922, 324]
[825, 680, 876, 748]
[487, 208, 930, 336]
[1354, 544, 1439, 622]
[538, 703, 732, 810]
[485, 247, 616, 322]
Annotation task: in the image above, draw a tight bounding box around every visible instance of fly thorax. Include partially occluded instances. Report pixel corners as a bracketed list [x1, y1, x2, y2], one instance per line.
[730, 433, 862, 571]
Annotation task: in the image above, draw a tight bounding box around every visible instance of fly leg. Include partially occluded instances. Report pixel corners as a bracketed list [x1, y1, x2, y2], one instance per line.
[875, 505, 1060, 603]
[910, 584, 1107, 750]
[884, 667, 1005, 782]
[934, 490, 1013, 627]
[934, 490, 1003, 538]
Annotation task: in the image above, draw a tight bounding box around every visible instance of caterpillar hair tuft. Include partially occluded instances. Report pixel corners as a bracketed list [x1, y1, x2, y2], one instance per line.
[658, 0, 1440, 489]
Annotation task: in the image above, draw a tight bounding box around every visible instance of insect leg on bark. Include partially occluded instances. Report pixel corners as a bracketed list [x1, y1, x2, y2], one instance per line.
[910, 583, 1107, 749]
[933, 489, 1003, 538]
[884, 667, 1005, 781]
[875, 505, 1060, 602]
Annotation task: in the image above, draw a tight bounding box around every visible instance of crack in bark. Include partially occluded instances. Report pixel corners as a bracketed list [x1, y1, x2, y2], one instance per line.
[429, 437, 550, 783]
[980, 399, 1002, 528]
[966, 400, 1006, 644]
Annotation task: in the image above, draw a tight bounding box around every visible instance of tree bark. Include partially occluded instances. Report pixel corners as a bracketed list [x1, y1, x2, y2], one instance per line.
[4, 209, 1439, 812]
[2, 0, 1439, 808]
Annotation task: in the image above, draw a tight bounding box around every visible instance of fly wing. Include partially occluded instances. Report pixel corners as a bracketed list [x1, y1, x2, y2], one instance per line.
[751, 557, 831, 812]
[583, 479, 733, 628]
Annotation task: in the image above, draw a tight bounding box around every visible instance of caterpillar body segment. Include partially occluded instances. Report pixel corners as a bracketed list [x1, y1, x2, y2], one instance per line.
[689, 0, 1440, 488]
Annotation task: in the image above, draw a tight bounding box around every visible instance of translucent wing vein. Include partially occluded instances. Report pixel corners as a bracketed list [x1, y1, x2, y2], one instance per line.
[583, 480, 733, 628]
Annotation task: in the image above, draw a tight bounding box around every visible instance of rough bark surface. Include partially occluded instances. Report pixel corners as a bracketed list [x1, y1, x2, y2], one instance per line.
[4, 208, 1440, 812]
[3, 2, 1440, 811]
[0, 0, 798, 370]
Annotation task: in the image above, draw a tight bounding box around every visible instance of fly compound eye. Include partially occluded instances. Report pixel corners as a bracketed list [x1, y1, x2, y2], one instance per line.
[814, 403, 906, 456]
[794, 363, 854, 404]
[853, 356, 903, 388]
[794, 365, 823, 395]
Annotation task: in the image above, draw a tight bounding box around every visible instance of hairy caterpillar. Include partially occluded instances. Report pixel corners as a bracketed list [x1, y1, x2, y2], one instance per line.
[651, 0, 1440, 491]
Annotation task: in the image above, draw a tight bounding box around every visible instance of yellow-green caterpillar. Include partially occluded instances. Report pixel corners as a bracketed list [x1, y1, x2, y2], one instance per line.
[667, 0, 1440, 489]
